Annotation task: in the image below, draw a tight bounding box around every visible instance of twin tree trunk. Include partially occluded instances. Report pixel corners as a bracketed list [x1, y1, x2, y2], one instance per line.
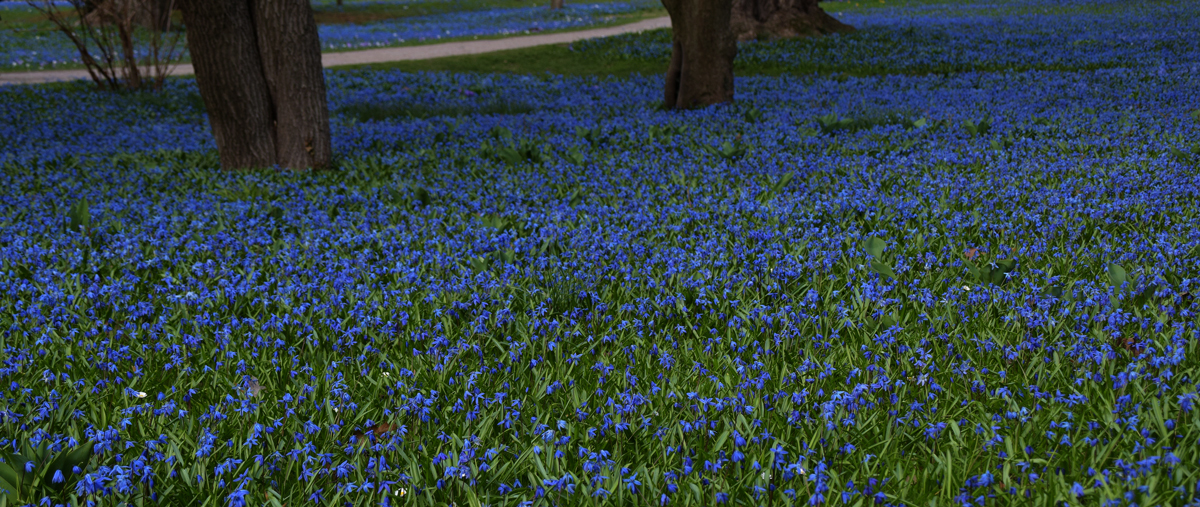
[179, 0, 332, 170]
[661, 0, 737, 110]
[180, 0, 841, 166]
[662, 0, 852, 110]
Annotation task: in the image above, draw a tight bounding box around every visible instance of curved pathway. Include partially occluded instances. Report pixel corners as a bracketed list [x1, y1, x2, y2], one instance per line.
[0, 16, 670, 86]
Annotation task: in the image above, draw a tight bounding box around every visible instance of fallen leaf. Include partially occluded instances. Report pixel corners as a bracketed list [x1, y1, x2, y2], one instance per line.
[373, 422, 399, 436]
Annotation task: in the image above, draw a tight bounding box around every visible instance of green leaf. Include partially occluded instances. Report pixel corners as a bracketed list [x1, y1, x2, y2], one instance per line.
[0, 460, 21, 501]
[462, 484, 482, 507]
[0, 451, 32, 496]
[565, 147, 585, 165]
[41, 441, 93, 492]
[1170, 145, 1195, 164]
[0, 471, 20, 505]
[1107, 264, 1127, 287]
[413, 186, 431, 207]
[989, 258, 1017, 284]
[879, 313, 897, 329]
[65, 198, 90, 233]
[713, 427, 731, 450]
[489, 126, 513, 141]
[863, 237, 886, 260]
[962, 257, 981, 282]
[772, 172, 794, 194]
[869, 260, 896, 280]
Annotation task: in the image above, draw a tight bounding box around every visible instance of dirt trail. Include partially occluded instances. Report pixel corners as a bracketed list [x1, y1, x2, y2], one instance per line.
[0, 16, 670, 86]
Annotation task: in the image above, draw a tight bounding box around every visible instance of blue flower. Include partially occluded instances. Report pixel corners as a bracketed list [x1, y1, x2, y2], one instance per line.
[623, 472, 640, 493]
[1071, 482, 1085, 498]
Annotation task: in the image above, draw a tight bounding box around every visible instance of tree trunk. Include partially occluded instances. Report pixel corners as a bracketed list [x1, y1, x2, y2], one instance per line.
[179, 0, 332, 170]
[550, 0, 563, 9]
[253, 0, 332, 170]
[661, 0, 736, 110]
[730, 0, 852, 41]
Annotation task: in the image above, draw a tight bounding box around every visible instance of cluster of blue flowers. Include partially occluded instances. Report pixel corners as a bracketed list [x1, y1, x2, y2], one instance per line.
[0, 0, 659, 70]
[2, 0, 1200, 506]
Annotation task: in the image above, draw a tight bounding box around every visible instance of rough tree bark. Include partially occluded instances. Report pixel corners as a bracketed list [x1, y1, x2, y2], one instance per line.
[731, 0, 852, 41]
[253, 1, 332, 170]
[550, 0, 564, 10]
[661, 0, 737, 110]
[178, 0, 331, 170]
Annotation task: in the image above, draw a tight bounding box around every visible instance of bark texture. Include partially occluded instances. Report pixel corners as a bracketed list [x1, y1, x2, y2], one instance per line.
[178, 0, 332, 170]
[179, 0, 277, 169]
[661, 0, 736, 110]
[550, 0, 564, 9]
[730, 0, 853, 41]
[253, 0, 332, 170]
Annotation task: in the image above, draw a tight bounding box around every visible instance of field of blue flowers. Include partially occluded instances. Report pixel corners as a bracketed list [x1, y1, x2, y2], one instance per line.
[2, 0, 1200, 506]
[0, 0, 660, 71]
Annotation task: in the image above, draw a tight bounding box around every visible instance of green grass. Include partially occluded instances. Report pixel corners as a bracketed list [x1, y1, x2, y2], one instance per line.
[334, 42, 667, 78]
[311, 0, 638, 24]
[336, 36, 1125, 79]
[339, 97, 539, 122]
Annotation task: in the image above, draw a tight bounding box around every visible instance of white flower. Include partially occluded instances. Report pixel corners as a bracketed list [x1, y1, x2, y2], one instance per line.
[136, 391, 147, 399]
[962, 285, 971, 291]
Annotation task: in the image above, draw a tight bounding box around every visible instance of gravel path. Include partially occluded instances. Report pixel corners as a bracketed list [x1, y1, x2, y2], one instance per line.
[0, 16, 670, 86]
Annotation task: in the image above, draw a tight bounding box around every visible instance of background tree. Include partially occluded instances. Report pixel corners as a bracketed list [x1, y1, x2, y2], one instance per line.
[661, 0, 850, 110]
[25, 0, 183, 90]
[84, 0, 174, 31]
[178, 0, 332, 170]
